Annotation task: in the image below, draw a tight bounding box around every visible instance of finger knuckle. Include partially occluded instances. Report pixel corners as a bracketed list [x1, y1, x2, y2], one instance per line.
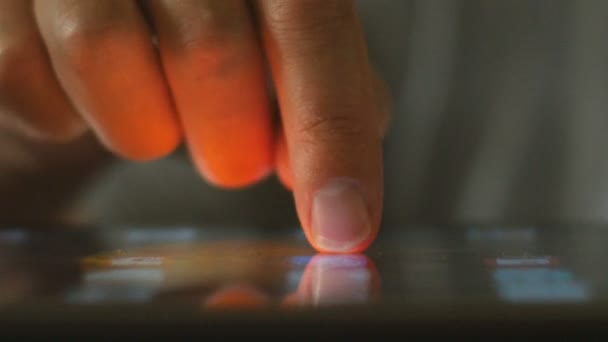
[52, 10, 125, 70]
[297, 110, 367, 145]
[165, 27, 245, 76]
[159, 2, 253, 78]
[165, 1, 248, 54]
[265, 0, 357, 38]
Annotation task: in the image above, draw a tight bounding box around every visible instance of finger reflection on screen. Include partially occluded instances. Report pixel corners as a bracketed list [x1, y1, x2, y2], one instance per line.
[203, 283, 270, 310]
[285, 254, 381, 307]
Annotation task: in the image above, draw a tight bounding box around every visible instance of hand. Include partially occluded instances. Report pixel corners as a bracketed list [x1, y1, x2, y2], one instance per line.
[0, 0, 390, 253]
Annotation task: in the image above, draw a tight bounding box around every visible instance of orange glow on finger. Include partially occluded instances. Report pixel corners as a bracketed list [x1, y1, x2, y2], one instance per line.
[161, 46, 274, 188]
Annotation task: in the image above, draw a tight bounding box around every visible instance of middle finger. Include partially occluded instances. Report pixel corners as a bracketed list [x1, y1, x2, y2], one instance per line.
[144, 0, 274, 188]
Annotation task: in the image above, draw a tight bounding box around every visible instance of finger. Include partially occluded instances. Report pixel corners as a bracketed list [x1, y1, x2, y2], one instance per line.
[275, 71, 390, 192]
[144, 0, 274, 188]
[256, 0, 385, 253]
[0, 0, 85, 141]
[274, 128, 293, 190]
[34, 0, 181, 161]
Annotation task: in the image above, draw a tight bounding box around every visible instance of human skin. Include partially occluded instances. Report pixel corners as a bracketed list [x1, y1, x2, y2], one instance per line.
[0, 0, 390, 253]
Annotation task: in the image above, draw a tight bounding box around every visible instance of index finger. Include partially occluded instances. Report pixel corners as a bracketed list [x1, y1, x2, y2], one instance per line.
[256, 0, 384, 253]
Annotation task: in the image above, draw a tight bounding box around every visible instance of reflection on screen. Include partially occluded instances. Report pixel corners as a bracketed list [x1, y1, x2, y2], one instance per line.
[467, 226, 537, 243]
[486, 256, 559, 267]
[65, 285, 158, 303]
[289, 256, 313, 266]
[83, 269, 165, 283]
[67, 252, 168, 303]
[292, 254, 379, 307]
[122, 227, 199, 244]
[286, 256, 312, 290]
[488, 257, 590, 303]
[65, 268, 165, 303]
[0, 229, 28, 244]
[109, 256, 165, 267]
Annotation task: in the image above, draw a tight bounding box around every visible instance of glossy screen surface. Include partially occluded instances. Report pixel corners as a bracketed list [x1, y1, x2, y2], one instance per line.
[0, 224, 604, 311]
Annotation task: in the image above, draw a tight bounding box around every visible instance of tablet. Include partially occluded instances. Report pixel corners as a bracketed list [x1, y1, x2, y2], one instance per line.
[0, 223, 606, 338]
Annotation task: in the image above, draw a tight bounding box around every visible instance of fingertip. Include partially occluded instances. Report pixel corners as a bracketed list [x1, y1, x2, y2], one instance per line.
[105, 124, 183, 162]
[296, 178, 380, 254]
[306, 208, 381, 254]
[309, 233, 377, 254]
[191, 152, 274, 189]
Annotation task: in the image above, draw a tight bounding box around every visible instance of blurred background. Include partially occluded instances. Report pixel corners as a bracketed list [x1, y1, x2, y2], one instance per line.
[2, 0, 608, 231]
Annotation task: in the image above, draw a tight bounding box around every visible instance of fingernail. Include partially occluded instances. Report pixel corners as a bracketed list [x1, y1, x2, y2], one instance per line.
[311, 179, 371, 252]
